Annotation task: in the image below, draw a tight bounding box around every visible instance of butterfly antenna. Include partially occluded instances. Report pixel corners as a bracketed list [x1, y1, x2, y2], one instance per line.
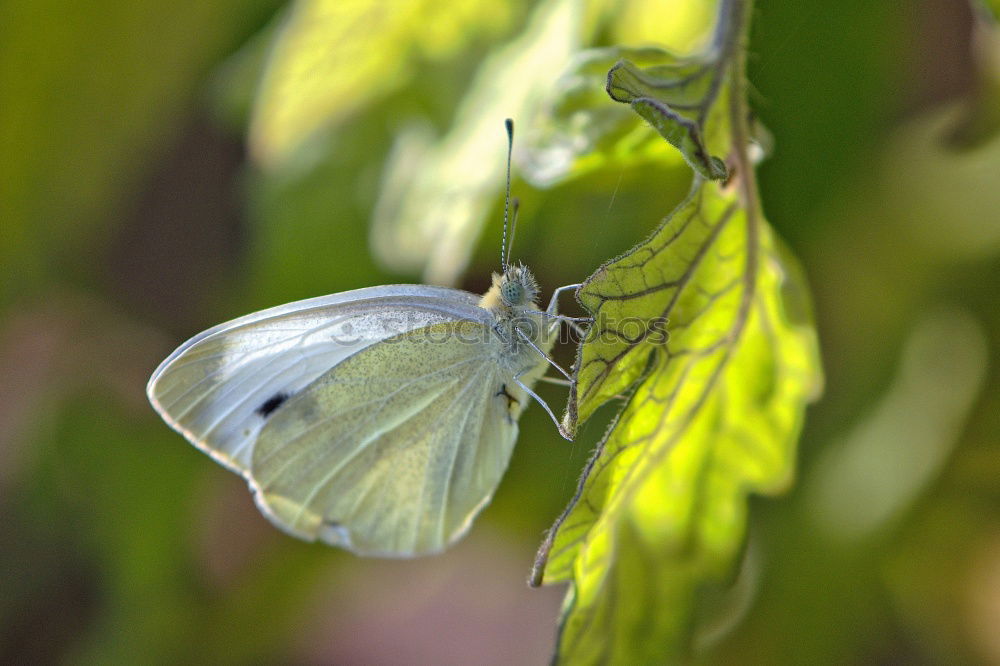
[501, 118, 514, 271]
[507, 197, 520, 266]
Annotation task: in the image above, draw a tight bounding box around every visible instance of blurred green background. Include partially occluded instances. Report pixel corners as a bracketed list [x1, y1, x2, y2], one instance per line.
[2, 0, 999, 663]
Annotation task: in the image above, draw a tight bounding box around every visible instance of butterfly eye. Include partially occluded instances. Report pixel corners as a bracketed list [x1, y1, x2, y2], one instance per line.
[501, 280, 525, 305]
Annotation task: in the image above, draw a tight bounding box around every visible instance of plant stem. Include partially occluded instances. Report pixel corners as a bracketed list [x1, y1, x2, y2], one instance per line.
[723, 0, 760, 341]
[725, 0, 761, 219]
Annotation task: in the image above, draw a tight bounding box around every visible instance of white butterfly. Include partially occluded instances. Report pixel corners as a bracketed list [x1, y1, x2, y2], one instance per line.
[147, 120, 584, 556]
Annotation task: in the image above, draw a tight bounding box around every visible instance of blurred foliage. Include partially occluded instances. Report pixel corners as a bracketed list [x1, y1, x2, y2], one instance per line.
[248, 0, 517, 168]
[0, 0, 281, 308]
[2, 0, 999, 664]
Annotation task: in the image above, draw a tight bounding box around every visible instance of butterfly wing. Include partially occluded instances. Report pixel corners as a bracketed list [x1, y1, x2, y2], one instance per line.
[249, 320, 540, 556]
[147, 285, 483, 474]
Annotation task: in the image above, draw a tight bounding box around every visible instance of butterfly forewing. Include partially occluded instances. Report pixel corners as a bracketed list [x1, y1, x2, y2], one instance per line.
[147, 286, 484, 474]
[250, 320, 535, 556]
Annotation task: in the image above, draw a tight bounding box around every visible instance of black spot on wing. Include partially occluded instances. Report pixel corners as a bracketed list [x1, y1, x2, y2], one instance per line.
[256, 392, 290, 418]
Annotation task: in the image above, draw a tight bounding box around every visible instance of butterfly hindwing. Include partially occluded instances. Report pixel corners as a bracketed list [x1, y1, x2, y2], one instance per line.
[250, 320, 531, 556]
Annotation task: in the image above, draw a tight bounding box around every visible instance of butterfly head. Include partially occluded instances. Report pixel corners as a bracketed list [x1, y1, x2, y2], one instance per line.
[500, 264, 538, 308]
[479, 263, 539, 313]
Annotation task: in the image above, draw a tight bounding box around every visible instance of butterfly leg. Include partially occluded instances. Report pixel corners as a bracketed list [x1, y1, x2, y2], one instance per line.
[538, 374, 627, 398]
[565, 319, 588, 338]
[540, 313, 588, 340]
[533, 284, 592, 338]
[514, 370, 573, 440]
[530, 308, 592, 326]
[516, 328, 573, 382]
[536, 376, 571, 387]
[546, 283, 582, 315]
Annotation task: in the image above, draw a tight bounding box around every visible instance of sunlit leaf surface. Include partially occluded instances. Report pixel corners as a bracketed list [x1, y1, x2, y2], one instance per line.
[536, 175, 820, 661]
[530, 4, 823, 661]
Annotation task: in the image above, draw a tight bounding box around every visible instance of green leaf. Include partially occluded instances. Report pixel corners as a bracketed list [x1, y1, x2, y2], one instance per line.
[529, 3, 823, 662]
[520, 47, 686, 186]
[539, 175, 821, 662]
[605, 56, 730, 180]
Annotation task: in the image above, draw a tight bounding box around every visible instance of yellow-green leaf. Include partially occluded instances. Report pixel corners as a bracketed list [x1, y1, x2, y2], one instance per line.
[521, 47, 686, 186]
[530, 2, 823, 662]
[605, 56, 730, 180]
[538, 175, 821, 662]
